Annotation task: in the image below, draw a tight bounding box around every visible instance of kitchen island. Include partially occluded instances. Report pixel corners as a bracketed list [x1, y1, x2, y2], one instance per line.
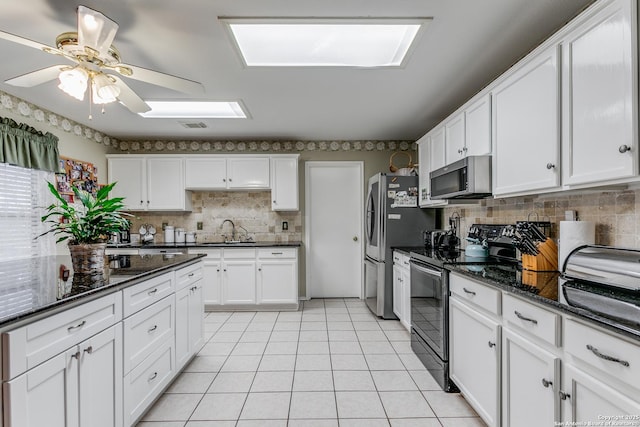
[0, 253, 206, 427]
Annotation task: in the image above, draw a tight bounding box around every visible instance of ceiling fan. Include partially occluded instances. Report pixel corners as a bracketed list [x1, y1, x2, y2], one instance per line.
[0, 5, 203, 116]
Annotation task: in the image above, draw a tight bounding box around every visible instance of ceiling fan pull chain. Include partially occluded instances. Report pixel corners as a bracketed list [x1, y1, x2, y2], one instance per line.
[88, 78, 93, 120]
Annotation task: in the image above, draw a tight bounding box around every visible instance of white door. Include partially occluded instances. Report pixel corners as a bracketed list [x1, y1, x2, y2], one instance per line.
[306, 161, 363, 299]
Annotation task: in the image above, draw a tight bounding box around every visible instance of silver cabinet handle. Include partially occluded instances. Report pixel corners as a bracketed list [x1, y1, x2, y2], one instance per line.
[559, 391, 570, 400]
[271, 252, 283, 255]
[148, 325, 158, 333]
[463, 287, 476, 296]
[223, 178, 226, 182]
[353, 236, 358, 242]
[84, 346, 93, 354]
[514, 310, 538, 325]
[148, 372, 158, 381]
[273, 200, 277, 204]
[546, 163, 555, 170]
[488, 341, 496, 348]
[71, 351, 81, 360]
[541, 378, 553, 388]
[68, 320, 86, 332]
[586, 344, 630, 367]
[188, 273, 195, 277]
[619, 145, 632, 153]
[148, 288, 158, 296]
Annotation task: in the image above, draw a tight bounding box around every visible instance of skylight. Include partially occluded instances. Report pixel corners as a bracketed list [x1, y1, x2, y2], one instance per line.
[139, 101, 247, 118]
[221, 18, 430, 67]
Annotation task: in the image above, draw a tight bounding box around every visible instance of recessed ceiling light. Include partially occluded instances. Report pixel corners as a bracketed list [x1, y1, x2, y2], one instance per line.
[139, 101, 247, 118]
[221, 18, 430, 67]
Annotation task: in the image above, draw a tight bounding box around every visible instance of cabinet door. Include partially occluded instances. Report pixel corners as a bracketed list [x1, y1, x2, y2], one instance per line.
[417, 136, 431, 206]
[175, 287, 190, 370]
[401, 268, 411, 331]
[450, 297, 500, 427]
[227, 157, 270, 189]
[202, 258, 222, 305]
[146, 157, 187, 210]
[184, 157, 227, 189]
[562, 0, 637, 185]
[4, 349, 78, 427]
[465, 94, 492, 157]
[430, 127, 446, 171]
[223, 260, 256, 304]
[271, 157, 299, 211]
[108, 158, 146, 210]
[561, 364, 640, 424]
[78, 325, 123, 427]
[445, 112, 466, 164]
[189, 280, 205, 354]
[502, 329, 559, 427]
[492, 44, 560, 196]
[392, 263, 403, 320]
[257, 260, 297, 304]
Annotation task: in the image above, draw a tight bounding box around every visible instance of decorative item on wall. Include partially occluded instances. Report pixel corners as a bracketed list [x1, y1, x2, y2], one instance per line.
[55, 156, 99, 203]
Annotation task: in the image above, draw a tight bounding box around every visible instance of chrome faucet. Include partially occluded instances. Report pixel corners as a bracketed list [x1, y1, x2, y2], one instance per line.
[220, 219, 236, 242]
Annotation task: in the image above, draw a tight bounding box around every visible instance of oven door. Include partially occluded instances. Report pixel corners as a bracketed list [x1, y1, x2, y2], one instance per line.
[410, 259, 446, 359]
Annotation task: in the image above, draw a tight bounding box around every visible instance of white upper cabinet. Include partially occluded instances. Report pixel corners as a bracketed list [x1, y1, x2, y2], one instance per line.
[561, 0, 637, 186]
[430, 126, 447, 171]
[418, 134, 448, 208]
[465, 94, 492, 157]
[108, 156, 191, 211]
[184, 157, 227, 189]
[270, 155, 299, 211]
[492, 44, 561, 196]
[227, 157, 270, 189]
[445, 111, 466, 164]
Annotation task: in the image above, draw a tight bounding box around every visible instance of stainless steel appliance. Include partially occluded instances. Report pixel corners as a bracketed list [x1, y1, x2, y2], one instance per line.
[410, 223, 517, 392]
[430, 155, 492, 200]
[364, 173, 438, 318]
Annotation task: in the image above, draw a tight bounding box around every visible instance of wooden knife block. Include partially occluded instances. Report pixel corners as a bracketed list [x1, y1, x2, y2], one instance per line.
[521, 238, 558, 272]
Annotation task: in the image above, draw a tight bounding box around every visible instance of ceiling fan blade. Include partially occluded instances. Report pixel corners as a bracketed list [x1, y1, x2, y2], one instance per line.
[110, 75, 151, 114]
[0, 29, 57, 52]
[77, 5, 119, 57]
[5, 65, 67, 87]
[117, 63, 204, 94]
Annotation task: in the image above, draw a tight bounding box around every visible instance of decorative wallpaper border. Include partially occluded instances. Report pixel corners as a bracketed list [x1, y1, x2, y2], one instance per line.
[0, 90, 415, 152]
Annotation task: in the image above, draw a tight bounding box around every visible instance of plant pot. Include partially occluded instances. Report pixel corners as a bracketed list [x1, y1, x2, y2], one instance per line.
[69, 243, 107, 275]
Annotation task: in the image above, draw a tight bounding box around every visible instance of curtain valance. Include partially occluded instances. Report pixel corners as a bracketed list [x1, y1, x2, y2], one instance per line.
[0, 116, 59, 172]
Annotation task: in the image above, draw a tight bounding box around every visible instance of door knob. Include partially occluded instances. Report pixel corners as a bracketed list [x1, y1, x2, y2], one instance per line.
[353, 236, 358, 242]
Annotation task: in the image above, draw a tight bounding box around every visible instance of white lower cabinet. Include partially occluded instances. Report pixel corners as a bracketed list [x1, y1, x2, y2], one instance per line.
[502, 329, 559, 427]
[450, 297, 501, 426]
[392, 251, 411, 331]
[223, 250, 257, 305]
[175, 265, 205, 371]
[4, 324, 123, 427]
[257, 248, 298, 305]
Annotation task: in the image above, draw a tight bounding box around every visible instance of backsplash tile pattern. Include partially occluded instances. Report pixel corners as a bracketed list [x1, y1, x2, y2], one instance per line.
[444, 189, 639, 249]
[130, 191, 301, 244]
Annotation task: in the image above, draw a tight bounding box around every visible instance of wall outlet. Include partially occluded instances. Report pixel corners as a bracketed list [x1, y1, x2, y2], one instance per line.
[162, 222, 168, 230]
[282, 221, 288, 231]
[197, 222, 203, 230]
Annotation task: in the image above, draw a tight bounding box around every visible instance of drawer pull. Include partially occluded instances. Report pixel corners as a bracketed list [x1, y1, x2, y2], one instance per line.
[488, 341, 496, 348]
[71, 351, 81, 360]
[541, 378, 552, 388]
[188, 273, 195, 277]
[84, 346, 93, 354]
[463, 288, 476, 296]
[271, 252, 283, 255]
[514, 310, 538, 325]
[148, 288, 158, 296]
[586, 344, 630, 367]
[67, 320, 86, 332]
[148, 325, 158, 333]
[559, 391, 571, 400]
[190, 286, 197, 292]
[148, 372, 158, 381]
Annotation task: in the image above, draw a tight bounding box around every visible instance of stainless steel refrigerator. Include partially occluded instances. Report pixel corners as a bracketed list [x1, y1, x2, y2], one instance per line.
[364, 173, 439, 318]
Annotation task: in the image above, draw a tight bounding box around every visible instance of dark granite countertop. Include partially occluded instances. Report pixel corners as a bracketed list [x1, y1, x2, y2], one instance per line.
[447, 264, 640, 342]
[391, 246, 425, 256]
[108, 241, 302, 249]
[0, 253, 205, 328]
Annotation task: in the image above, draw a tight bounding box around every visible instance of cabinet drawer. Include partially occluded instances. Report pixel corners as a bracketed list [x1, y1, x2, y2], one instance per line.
[176, 262, 203, 291]
[564, 318, 640, 391]
[257, 248, 297, 259]
[503, 293, 559, 347]
[122, 272, 174, 317]
[2, 292, 122, 380]
[449, 273, 501, 315]
[124, 337, 174, 426]
[188, 248, 222, 258]
[223, 248, 256, 259]
[123, 296, 174, 375]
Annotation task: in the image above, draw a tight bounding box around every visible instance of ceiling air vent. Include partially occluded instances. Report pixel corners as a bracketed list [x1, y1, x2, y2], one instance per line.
[179, 121, 208, 129]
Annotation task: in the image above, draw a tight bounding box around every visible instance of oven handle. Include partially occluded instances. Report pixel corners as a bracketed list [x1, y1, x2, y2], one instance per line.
[410, 260, 442, 278]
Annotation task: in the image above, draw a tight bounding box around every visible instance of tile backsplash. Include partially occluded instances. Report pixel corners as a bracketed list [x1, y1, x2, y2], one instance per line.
[443, 188, 639, 249]
[130, 191, 301, 244]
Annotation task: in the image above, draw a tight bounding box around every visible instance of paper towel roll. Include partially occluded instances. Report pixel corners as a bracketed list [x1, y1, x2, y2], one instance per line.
[558, 221, 595, 270]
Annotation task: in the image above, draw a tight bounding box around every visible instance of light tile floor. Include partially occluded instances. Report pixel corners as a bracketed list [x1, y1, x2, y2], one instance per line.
[137, 298, 486, 427]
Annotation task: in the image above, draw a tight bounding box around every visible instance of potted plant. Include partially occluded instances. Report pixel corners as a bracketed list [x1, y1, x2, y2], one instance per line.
[39, 181, 132, 275]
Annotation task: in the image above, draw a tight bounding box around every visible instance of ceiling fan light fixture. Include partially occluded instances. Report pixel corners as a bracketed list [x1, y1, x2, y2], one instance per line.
[92, 73, 120, 104]
[77, 5, 119, 57]
[58, 67, 89, 101]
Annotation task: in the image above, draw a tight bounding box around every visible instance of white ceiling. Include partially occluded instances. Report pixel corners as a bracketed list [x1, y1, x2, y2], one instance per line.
[0, 0, 593, 142]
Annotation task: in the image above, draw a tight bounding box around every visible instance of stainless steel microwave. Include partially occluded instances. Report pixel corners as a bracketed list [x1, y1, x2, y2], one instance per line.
[430, 155, 492, 199]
